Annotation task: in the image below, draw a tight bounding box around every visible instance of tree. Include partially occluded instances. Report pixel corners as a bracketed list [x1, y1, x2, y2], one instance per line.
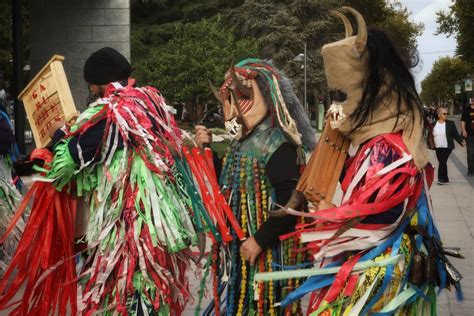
[420, 56, 472, 110]
[131, 0, 244, 62]
[349, 0, 423, 60]
[0, 0, 29, 97]
[130, 0, 423, 120]
[436, 0, 474, 64]
[225, 0, 423, 107]
[133, 18, 258, 122]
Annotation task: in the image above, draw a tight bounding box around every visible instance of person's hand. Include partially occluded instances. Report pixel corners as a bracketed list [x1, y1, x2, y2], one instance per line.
[194, 125, 212, 149]
[462, 130, 468, 138]
[48, 119, 66, 138]
[462, 139, 466, 147]
[240, 237, 262, 266]
[66, 113, 79, 128]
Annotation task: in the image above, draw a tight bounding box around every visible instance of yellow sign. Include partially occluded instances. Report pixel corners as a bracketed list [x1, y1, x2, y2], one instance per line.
[18, 55, 78, 148]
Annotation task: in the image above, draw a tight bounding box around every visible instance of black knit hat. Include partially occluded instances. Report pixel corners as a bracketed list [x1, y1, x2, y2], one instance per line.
[83, 47, 132, 85]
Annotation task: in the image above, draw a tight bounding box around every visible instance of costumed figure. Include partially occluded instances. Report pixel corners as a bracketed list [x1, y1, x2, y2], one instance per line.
[0, 101, 24, 276]
[254, 7, 464, 315]
[0, 47, 242, 315]
[196, 59, 316, 315]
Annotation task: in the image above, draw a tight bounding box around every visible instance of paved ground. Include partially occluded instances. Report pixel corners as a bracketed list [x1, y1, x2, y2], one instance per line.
[185, 122, 474, 315]
[427, 138, 474, 316]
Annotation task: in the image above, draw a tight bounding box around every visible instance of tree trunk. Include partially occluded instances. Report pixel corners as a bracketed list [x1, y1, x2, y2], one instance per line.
[187, 97, 206, 123]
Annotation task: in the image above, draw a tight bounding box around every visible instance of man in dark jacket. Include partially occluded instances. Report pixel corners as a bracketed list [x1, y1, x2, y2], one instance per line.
[432, 107, 465, 184]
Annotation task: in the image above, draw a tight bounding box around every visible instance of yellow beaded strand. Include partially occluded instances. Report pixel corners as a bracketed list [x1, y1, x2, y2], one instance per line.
[237, 157, 248, 316]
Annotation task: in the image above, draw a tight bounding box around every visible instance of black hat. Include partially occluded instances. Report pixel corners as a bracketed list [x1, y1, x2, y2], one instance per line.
[83, 47, 132, 85]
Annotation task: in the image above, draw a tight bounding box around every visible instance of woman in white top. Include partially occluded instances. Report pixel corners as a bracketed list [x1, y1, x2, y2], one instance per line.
[433, 107, 464, 184]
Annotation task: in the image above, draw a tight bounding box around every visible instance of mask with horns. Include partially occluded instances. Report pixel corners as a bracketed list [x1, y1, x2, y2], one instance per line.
[323, 7, 428, 168]
[210, 63, 268, 136]
[210, 59, 305, 146]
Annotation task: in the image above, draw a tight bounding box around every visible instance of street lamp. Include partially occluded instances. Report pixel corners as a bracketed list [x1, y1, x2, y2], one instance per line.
[293, 42, 307, 116]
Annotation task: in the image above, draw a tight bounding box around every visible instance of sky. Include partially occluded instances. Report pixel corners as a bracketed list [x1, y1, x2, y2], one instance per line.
[398, 0, 457, 91]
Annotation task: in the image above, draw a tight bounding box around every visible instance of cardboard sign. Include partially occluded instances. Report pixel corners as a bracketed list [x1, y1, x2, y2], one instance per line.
[18, 55, 78, 148]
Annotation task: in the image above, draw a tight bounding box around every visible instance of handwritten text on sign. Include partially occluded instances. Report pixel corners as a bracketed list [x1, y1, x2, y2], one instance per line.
[24, 72, 65, 145]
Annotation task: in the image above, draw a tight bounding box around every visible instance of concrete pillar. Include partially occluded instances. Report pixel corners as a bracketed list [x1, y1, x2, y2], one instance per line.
[29, 0, 130, 110]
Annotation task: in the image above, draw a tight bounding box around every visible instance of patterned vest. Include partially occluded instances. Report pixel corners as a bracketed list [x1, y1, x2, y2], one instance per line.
[219, 117, 303, 315]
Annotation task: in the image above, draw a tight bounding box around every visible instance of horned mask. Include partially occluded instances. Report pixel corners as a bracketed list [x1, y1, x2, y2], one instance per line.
[210, 63, 268, 136]
[322, 7, 368, 134]
[323, 7, 428, 168]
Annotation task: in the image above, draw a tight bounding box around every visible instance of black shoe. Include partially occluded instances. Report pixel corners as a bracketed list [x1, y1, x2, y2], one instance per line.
[437, 180, 449, 185]
[468, 172, 473, 177]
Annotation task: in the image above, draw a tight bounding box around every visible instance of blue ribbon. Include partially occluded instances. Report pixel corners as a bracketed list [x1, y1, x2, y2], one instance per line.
[280, 214, 412, 307]
[360, 230, 404, 314]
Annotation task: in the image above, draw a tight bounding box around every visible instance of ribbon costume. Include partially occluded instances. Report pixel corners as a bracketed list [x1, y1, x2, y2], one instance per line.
[198, 60, 315, 315]
[254, 7, 463, 315]
[0, 48, 241, 315]
[0, 102, 24, 276]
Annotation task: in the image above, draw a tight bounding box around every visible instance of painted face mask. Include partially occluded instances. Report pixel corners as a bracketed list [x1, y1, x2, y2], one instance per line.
[210, 64, 268, 135]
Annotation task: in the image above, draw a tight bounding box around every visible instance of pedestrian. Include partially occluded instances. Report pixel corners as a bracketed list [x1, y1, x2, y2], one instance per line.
[195, 59, 315, 315]
[0, 47, 221, 315]
[460, 99, 474, 176]
[257, 7, 463, 314]
[433, 107, 464, 184]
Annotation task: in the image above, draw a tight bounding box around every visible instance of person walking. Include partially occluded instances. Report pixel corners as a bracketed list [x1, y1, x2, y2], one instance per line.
[461, 99, 474, 176]
[433, 107, 464, 184]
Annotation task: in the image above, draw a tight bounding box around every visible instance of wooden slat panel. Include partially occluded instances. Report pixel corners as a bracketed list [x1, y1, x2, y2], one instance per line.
[18, 55, 79, 148]
[297, 123, 350, 204]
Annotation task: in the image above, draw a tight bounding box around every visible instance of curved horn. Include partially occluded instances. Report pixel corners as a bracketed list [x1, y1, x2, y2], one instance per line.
[230, 63, 252, 98]
[209, 80, 224, 105]
[330, 10, 353, 38]
[267, 190, 305, 217]
[342, 6, 367, 54]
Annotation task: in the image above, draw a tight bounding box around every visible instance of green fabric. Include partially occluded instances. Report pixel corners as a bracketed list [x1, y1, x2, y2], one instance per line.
[46, 139, 77, 191]
[226, 116, 288, 165]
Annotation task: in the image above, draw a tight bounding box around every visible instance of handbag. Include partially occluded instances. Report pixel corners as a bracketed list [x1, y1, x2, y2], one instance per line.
[424, 117, 436, 150]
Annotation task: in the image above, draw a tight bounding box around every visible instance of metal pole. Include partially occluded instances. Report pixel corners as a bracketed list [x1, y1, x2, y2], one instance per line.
[304, 42, 307, 116]
[12, 0, 25, 154]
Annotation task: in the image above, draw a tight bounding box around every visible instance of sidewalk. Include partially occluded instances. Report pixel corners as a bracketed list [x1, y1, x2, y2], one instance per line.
[428, 141, 474, 315]
[185, 132, 474, 315]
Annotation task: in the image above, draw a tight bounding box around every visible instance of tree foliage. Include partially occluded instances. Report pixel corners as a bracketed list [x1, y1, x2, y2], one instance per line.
[0, 0, 29, 95]
[133, 18, 258, 122]
[225, 0, 423, 104]
[420, 56, 472, 107]
[130, 0, 423, 122]
[436, 0, 474, 64]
